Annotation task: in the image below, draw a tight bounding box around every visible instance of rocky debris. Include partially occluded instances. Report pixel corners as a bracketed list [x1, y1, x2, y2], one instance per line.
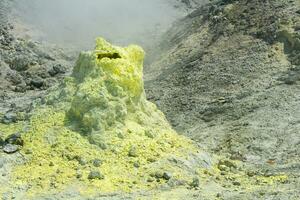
[88, 170, 104, 180]
[0, 132, 23, 154]
[5, 132, 23, 146]
[162, 172, 172, 180]
[2, 112, 17, 124]
[0, 1, 75, 119]
[48, 64, 66, 77]
[92, 159, 102, 167]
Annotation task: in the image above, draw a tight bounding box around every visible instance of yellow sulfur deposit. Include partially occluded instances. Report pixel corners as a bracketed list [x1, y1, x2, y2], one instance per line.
[5, 38, 200, 198]
[1, 38, 288, 199]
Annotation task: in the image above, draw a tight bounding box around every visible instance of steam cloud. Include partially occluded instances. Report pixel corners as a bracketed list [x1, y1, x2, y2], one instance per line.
[13, 0, 187, 50]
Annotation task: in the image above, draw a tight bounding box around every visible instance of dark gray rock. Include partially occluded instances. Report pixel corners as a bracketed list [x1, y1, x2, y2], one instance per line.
[88, 170, 104, 180]
[92, 159, 102, 167]
[5, 132, 23, 146]
[9, 55, 31, 71]
[75, 156, 87, 166]
[30, 77, 44, 88]
[163, 172, 172, 180]
[48, 64, 66, 76]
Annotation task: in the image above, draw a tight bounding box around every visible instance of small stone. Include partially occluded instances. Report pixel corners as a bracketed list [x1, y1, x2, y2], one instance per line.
[49, 162, 54, 167]
[2, 112, 17, 124]
[88, 171, 104, 180]
[5, 132, 24, 146]
[92, 159, 102, 167]
[128, 146, 138, 157]
[10, 56, 30, 71]
[48, 64, 66, 76]
[74, 155, 87, 165]
[163, 172, 172, 180]
[30, 77, 44, 88]
[3, 144, 19, 154]
[190, 177, 200, 188]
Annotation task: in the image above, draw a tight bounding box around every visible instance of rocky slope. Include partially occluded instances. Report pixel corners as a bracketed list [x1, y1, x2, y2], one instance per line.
[146, 0, 300, 199]
[0, 0, 76, 124]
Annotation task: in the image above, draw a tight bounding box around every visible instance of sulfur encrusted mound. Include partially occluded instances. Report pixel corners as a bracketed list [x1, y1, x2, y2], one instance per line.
[66, 38, 167, 146]
[1, 38, 206, 198]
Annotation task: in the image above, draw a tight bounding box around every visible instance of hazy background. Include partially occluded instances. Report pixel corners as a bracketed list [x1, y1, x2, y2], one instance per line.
[12, 0, 188, 50]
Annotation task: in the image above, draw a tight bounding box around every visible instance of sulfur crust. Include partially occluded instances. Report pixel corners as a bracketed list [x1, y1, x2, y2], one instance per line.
[1, 38, 288, 199]
[6, 38, 198, 198]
